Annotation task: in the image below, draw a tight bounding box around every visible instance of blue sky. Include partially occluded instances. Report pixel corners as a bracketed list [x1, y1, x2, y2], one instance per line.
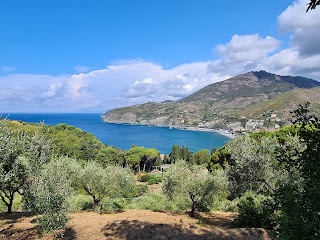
[1, 0, 319, 112]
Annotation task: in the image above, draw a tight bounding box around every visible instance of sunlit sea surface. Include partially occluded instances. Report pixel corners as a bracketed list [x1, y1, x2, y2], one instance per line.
[2, 113, 231, 154]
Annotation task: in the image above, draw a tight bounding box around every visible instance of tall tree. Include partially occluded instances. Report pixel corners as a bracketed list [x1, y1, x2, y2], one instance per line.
[276, 103, 320, 239]
[0, 121, 27, 213]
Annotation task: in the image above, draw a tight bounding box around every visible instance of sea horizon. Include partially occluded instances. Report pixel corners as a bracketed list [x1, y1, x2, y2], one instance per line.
[1, 112, 232, 154]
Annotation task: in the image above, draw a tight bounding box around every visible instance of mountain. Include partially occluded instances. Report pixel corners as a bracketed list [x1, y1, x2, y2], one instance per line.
[102, 71, 320, 131]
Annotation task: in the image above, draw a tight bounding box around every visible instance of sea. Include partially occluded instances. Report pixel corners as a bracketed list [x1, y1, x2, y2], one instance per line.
[1, 113, 231, 154]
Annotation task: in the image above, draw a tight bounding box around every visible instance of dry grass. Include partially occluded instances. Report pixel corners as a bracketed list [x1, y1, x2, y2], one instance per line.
[0, 210, 273, 240]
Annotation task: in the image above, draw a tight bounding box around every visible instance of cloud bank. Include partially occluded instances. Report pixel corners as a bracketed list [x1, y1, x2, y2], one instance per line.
[1, 0, 320, 112]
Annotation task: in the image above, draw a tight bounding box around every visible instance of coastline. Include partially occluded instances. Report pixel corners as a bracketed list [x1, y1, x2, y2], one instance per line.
[103, 120, 237, 139]
[181, 126, 236, 139]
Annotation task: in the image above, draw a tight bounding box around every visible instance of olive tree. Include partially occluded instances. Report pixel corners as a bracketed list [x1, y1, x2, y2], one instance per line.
[0, 121, 27, 213]
[162, 161, 229, 216]
[76, 161, 135, 210]
[227, 135, 280, 197]
[25, 128, 52, 173]
[26, 158, 72, 232]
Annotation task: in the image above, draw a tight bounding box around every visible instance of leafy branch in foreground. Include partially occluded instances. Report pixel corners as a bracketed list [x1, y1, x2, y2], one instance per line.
[307, 0, 320, 11]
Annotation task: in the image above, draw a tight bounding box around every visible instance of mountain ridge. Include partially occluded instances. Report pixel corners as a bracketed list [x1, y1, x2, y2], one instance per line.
[103, 71, 320, 133]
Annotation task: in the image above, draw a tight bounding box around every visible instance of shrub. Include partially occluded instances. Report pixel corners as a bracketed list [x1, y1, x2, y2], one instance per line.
[126, 193, 168, 211]
[235, 192, 277, 229]
[126, 193, 189, 212]
[100, 197, 127, 211]
[25, 159, 72, 233]
[214, 198, 239, 212]
[68, 194, 93, 211]
[125, 184, 149, 198]
[148, 177, 162, 185]
[162, 161, 229, 216]
[140, 175, 150, 182]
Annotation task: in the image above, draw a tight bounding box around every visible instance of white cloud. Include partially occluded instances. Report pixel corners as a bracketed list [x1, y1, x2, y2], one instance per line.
[278, 0, 320, 56]
[1, 0, 320, 113]
[278, 0, 320, 32]
[215, 34, 280, 62]
[207, 34, 280, 76]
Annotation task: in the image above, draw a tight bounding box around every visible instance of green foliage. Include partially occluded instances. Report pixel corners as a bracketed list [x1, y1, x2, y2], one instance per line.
[25, 128, 53, 174]
[140, 174, 162, 185]
[97, 146, 125, 167]
[0, 193, 23, 212]
[75, 161, 135, 210]
[0, 120, 27, 213]
[127, 192, 190, 212]
[68, 194, 93, 211]
[209, 146, 230, 171]
[235, 192, 277, 229]
[162, 161, 229, 216]
[100, 197, 127, 211]
[124, 184, 149, 199]
[227, 135, 279, 197]
[26, 159, 72, 233]
[214, 198, 239, 212]
[125, 146, 159, 172]
[127, 193, 169, 212]
[48, 123, 107, 161]
[25, 125, 53, 172]
[169, 145, 194, 163]
[147, 177, 162, 185]
[140, 175, 150, 182]
[276, 103, 320, 240]
[194, 149, 211, 165]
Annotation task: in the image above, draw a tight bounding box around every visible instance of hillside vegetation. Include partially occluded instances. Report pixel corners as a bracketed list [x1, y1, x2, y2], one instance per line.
[103, 71, 320, 132]
[1, 104, 319, 239]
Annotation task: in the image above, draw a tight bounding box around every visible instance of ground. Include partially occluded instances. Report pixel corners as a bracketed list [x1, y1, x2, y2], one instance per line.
[0, 210, 273, 240]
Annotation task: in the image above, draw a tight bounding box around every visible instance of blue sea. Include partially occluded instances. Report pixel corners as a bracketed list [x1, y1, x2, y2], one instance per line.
[2, 113, 231, 154]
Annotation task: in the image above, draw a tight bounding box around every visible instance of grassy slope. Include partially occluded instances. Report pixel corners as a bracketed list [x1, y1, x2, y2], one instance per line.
[239, 87, 320, 118]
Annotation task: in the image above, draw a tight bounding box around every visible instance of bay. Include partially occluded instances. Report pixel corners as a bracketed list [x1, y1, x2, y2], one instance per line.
[1, 113, 231, 154]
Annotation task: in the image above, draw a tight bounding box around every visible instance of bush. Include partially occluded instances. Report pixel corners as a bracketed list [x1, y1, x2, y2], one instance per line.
[126, 193, 167, 211]
[100, 197, 127, 211]
[25, 159, 72, 233]
[148, 177, 162, 185]
[140, 175, 150, 182]
[125, 184, 149, 198]
[214, 198, 239, 212]
[68, 194, 93, 211]
[235, 192, 277, 229]
[126, 193, 189, 212]
[37, 210, 69, 233]
[140, 174, 162, 185]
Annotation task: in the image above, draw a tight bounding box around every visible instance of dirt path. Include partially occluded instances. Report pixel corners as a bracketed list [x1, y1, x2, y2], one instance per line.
[0, 210, 273, 240]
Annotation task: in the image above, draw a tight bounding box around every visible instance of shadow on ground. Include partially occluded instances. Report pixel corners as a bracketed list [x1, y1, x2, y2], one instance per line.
[102, 219, 270, 240]
[0, 212, 38, 240]
[192, 212, 236, 227]
[0, 212, 78, 240]
[62, 227, 77, 240]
